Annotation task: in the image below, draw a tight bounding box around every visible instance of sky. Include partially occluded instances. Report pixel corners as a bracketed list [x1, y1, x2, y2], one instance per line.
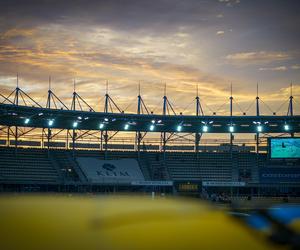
[0, 0, 299, 116]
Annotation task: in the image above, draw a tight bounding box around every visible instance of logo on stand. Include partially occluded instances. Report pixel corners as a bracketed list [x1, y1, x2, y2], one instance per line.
[96, 163, 130, 177]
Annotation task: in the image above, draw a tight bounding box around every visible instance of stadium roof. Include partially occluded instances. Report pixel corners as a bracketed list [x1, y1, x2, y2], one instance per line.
[1, 103, 299, 133]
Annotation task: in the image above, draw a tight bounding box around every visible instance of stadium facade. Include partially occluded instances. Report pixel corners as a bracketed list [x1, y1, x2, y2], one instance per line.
[0, 84, 299, 196]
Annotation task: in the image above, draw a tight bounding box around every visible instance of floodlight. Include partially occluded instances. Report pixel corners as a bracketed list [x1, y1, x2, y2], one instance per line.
[284, 124, 289, 131]
[124, 124, 129, 130]
[177, 125, 182, 132]
[48, 120, 54, 127]
[257, 125, 262, 132]
[202, 125, 208, 132]
[149, 124, 155, 131]
[99, 123, 105, 129]
[229, 125, 234, 133]
[73, 121, 78, 128]
[24, 118, 30, 124]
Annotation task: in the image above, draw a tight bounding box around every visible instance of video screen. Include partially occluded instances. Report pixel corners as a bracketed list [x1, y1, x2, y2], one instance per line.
[269, 138, 300, 159]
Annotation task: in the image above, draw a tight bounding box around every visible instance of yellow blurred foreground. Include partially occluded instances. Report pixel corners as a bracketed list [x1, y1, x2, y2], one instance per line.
[0, 195, 289, 250]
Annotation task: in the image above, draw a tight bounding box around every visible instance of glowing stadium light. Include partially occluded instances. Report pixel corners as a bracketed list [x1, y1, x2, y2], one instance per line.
[229, 125, 234, 133]
[284, 124, 290, 131]
[104, 118, 109, 122]
[73, 121, 78, 128]
[151, 120, 155, 124]
[209, 121, 214, 124]
[157, 120, 162, 124]
[149, 124, 155, 131]
[77, 116, 82, 120]
[24, 118, 30, 124]
[48, 120, 54, 127]
[99, 123, 105, 129]
[177, 125, 182, 132]
[202, 125, 208, 132]
[124, 124, 129, 130]
[257, 125, 263, 132]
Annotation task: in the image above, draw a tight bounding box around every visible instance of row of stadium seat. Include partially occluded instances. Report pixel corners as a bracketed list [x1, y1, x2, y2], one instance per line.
[0, 147, 60, 183]
[0, 146, 271, 184]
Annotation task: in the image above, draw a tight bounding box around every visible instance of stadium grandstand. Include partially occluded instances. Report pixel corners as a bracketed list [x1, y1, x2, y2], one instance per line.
[0, 83, 300, 201]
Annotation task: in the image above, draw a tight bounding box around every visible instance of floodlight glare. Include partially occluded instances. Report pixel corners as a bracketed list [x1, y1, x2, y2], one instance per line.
[149, 124, 155, 131]
[229, 125, 234, 133]
[257, 125, 263, 132]
[24, 118, 30, 124]
[73, 121, 78, 128]
[104, 118, 109, 122]
[284, 124, 290, 131]
[177, 125, 182, 132]
[124, 124, 129, 130]
[151, 120, 155, 124]
[48, 120, 54, 127]
[202, 125, 208, 132]
[99, 123, 105, 129]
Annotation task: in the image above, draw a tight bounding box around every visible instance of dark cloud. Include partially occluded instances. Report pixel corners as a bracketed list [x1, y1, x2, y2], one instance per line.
[0, 0, 217, 32]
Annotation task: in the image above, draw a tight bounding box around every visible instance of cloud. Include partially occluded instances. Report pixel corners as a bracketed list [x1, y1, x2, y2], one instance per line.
[291, 65, 300, 70]
[0, 25, 235, 113]
[259, 65, 300, 71]
[0, 0, 218, 34]
[226, 51, 292, 65]
[259, 66, 287, 71]
[219, 0, 240, 7]
[0, 1, 299, 116]
[0, 28, 36, 39]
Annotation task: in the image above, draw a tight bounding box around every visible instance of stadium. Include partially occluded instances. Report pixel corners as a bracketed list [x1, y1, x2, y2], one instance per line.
[1, 1, 300, 249]
[0, 82, 300, 197]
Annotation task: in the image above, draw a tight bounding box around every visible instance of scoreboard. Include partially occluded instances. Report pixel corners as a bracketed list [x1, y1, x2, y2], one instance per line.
[269, 138, 300, 159]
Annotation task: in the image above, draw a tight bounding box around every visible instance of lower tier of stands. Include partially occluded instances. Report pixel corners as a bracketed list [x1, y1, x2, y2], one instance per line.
[0, 146, 295, 187]
[0, 147, 61, 183]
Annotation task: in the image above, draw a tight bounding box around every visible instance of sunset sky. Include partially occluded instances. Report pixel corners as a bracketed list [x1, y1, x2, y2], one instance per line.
[0, 0, 299, 116]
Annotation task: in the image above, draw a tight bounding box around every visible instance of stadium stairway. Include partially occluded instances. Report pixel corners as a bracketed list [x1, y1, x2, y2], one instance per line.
[139, 152, 171, 181]
[137, 155, 151, 181]
[49, 150, 88, 183]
